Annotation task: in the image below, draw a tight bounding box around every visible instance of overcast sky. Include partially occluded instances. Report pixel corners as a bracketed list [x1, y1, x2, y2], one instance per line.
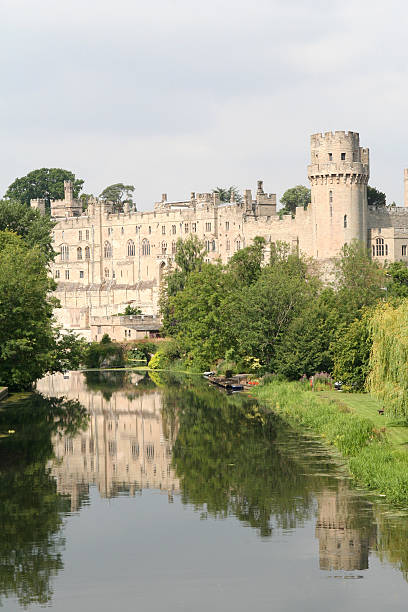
[1, 0, 407, 209]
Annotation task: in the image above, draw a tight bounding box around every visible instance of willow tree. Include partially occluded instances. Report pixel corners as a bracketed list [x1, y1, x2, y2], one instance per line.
[368, 301, 408, 418]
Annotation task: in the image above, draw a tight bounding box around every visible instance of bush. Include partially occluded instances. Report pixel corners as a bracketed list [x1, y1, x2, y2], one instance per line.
[84, 338, 125, 369]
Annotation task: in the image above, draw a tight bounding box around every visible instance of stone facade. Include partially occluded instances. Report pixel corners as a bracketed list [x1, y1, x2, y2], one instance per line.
[33, 131, 408, 336]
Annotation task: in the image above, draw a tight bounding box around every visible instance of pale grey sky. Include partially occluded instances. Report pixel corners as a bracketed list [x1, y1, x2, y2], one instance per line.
[1, 0, 407, 208]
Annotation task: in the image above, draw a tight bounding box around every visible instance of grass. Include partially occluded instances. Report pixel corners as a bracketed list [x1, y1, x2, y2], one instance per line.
[252, 381, 408, 507]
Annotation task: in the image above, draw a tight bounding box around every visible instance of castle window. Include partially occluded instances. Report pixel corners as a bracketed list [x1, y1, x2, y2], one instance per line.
[343, 215, 347, 228]
[341, 152, 346, 161]
[212, 240, 216, 251]
[131, 442, 139, 457]
[79, 230, 82, 241]
[148, 226, 152, 234]
[55, 270, 60, 279]
[205, 240, 210, 252]
[205, 222, 212, 232]
[328, 153, 333, 161]
[85, 246, 90, 259]
[236, 240, 241, 251]
[192, 223, 197, 233]
[162, 225, 166, 235]
[104, 268, 110, 278]
[142, 239, 150, 256]
[86, 229, 89, 240]
[225, 221, 229, 231]
[329, 190, 333, 203]
[172, 241, 177, 254]
[375, 237, 384, 256]
[185, 223, 189, 233]
[121, 227, 124, 235]
[108, 227, 113, 236]
[127, 240, 136, 256]
[226, 239, 230, 251]
[385, 244, 388, 256]
[104, 241, 112, 258]
[372, 245, 375, 256]
[402, 245, 407, 256]
[80, 271, 84, 279]
[172, 225, 176, 235]
[162, 241, 167, 255]
[62, 231, 64, 239]
[65, 270, 70, 280]
[77, 247, 82, 260]
[61, 245, 69, 261]
[329, 190, 333, 218]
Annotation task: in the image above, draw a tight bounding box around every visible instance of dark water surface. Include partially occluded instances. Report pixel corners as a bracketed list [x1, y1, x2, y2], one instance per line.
[1, 370, 408, 611]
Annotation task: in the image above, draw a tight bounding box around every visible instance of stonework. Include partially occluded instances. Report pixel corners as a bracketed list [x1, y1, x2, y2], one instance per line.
[33, 131, 408, 336]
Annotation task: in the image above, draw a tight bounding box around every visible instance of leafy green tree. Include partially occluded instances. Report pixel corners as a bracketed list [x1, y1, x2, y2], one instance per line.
[213, 186, 243, 204]
[79, 193, 94, 211]
[99, 183, 135, 211]
[386, 261, 408, 298]
[226, 236, 265, 286]
[5, 168, 83, 210]
[367, 185, 386, 207]
[280, 185, 311, 215]
[334, 240, 386, 319]
[0, 199, 55, 261]
[332, 313, 372, 390]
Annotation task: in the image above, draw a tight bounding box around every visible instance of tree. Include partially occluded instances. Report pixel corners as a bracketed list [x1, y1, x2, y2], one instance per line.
[99, 183, 135, 211]
[213, 186, 243, 204]
[0, 199, 55, 262]
[5, 168, 84, 210]
[367, 185, 386, 207]
[332, 313, 372, 391]
[386, 261, 408, 298]
[280, 185, 311, 215]
[226, 236, 265, 286]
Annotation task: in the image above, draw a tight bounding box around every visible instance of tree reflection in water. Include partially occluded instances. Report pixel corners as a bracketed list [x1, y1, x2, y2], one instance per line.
[0, 393, 88, 608]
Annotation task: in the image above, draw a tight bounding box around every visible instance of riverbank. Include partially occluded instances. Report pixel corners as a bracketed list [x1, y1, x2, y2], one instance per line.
[252, 381, 408, 507]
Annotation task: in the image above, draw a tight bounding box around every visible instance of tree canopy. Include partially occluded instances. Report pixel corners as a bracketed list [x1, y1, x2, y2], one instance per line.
[99, 183, 135, 211]
[280, 185, 311, 215]
[212, 186, 243, 204]
[4, 168, 84, 210]
[367, 185, 386, 207]
[0, 199, 55, 262]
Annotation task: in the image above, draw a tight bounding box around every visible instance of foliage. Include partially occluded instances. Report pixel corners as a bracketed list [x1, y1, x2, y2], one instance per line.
[386, 261, 408, 298]
[0, 232, 56, 389]
[226, 236, 265, 286]
[280, 185, 311, 215]
[0, 199, 55, 262]
[367, 185, 386, 207]
[212, 186, 242, 204]
[368, 301, 408, 419]
[332, 313, 372, 391]
[4, 168, 83, 210]
[123, 304, 142, 315]
[83, 337, 125, 369]
[148, 340, 181, 369]
[99, 183, 135, 211]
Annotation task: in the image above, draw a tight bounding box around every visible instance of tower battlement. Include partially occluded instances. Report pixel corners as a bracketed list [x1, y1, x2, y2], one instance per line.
[308, 130, 369, 181]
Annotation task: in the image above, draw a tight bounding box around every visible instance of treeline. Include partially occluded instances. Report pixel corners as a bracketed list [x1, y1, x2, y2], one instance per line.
[159, 236, 408, 416]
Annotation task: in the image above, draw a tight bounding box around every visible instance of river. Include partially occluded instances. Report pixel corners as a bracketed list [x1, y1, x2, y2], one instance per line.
[0, 370, 408, 610]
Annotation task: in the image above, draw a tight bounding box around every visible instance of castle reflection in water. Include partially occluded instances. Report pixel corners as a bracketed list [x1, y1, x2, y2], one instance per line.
[37, 371, 376, 573]
[37, 371, 179, 510]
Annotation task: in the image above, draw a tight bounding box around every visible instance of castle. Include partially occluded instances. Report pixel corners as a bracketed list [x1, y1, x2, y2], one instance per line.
[32, 131, 408, 340]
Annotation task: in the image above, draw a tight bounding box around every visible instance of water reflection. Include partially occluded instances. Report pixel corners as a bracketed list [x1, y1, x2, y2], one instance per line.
[1, 370, 408, 609]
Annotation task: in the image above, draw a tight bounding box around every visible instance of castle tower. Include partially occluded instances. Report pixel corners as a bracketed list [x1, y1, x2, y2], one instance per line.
[64, 180, 74, 203]
[404, 169, 408, 207]
[308, 131, 369, 259]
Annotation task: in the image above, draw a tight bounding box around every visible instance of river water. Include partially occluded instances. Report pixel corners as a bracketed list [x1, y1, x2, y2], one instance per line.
[1, 370, 408, 611]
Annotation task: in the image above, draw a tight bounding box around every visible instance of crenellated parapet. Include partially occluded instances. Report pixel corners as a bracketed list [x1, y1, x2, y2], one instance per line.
[308, 131, 369, 184]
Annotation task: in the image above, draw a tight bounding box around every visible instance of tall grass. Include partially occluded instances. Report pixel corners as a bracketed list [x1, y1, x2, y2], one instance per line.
[254, 381, 408, 506]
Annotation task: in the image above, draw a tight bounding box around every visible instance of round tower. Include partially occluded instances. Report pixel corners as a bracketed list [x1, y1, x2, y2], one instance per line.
[307, 131, 369, 259]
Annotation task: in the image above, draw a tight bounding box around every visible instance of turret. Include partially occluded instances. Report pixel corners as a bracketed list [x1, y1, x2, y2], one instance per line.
[308, 131, 369, 259]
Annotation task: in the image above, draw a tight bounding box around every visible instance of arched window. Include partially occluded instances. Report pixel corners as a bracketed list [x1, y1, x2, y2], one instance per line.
[77, 247, 82, 260]
[376, 237, 384, 256]
[85, 246, 90, 259]
[343, 214, 347, 229]
[127, 240, 135, 256]
[172, 241, 177, 254]
[142, 239, 150, 256]
[104, 268, 110, 278]
[104, 241, 112, 258]
[61, 245, 69, 261]
[162, 241, 167, 255]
